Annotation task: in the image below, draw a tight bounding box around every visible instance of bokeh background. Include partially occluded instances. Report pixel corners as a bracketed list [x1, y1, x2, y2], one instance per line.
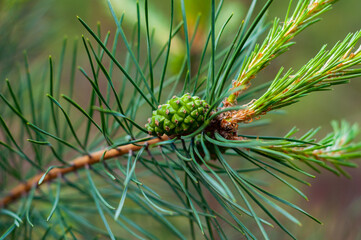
[1, 0, 361, 239]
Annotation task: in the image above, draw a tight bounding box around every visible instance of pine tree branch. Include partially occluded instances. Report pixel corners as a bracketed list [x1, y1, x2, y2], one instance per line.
[251, 121, 361, 176]
[228, 30, 361, 124]
[0, 135, 169, 208]
[225, 0, 336, 106]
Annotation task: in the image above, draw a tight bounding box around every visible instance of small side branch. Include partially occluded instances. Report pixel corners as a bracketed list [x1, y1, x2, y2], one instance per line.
[0, 136, 169, 208]
[225, 0, 336, 106]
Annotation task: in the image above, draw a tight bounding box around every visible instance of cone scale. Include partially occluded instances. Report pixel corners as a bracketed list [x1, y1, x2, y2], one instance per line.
[145, 93, 209, 137]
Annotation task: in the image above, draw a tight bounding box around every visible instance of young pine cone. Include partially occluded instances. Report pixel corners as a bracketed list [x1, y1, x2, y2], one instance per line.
[146, 93, 209, 137]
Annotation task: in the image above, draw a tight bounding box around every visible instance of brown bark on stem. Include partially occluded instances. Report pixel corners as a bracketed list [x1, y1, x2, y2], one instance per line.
[0, 135, 169, 208]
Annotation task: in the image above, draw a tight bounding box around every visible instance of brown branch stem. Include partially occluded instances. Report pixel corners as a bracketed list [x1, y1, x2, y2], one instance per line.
[0, 135, 169, 208]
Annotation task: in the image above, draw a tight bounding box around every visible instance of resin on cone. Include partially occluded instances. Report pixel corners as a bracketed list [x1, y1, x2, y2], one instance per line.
[146, 93, 209, 136]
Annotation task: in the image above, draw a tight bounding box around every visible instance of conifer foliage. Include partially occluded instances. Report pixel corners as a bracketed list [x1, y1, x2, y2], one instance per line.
[1, 0, 361, 239]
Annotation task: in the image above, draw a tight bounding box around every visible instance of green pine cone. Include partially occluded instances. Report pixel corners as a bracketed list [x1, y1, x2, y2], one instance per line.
[145, 93, 209, 136]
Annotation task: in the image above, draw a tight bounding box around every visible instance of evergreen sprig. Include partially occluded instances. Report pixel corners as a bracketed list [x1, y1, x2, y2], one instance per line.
[0, 0, 361, 239]
[226, 0, 336, 105]
[252, 121, 361, 177]
[230, 30, 361, 123]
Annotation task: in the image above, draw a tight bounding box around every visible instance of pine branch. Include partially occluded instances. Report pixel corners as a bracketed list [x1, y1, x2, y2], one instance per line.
[229, 30, 361, 124]
[252, 121, 361, 177]
[1, 0, 361, 239]
[0, 136, 168, 208]
[225, 0, 336, 106]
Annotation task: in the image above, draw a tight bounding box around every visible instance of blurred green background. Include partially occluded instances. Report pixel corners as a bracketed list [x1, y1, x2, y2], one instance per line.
[1, 0, 361, 239]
